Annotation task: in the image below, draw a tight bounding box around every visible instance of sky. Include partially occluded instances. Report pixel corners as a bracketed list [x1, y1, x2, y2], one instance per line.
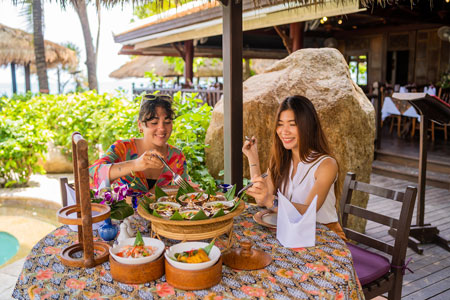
[0, 1, 145, 96]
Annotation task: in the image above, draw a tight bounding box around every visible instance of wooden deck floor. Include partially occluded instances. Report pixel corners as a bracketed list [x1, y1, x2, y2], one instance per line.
[378, 123, 450, 164]
[367, 173, 450, 300]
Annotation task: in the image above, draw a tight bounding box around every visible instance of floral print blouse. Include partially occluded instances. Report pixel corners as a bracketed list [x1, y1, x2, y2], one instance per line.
[89, 138, 190, 193]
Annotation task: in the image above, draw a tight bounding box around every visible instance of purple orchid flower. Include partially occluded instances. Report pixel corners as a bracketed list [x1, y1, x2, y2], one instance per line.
[103, 191, 113, 204]
[113, 185, 121, 194]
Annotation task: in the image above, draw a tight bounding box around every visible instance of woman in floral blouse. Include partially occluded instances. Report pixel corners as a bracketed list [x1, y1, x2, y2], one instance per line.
[89, 94, 192, 193]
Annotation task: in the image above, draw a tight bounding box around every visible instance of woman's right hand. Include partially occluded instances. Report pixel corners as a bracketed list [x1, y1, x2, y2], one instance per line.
[133, 150, 164, 172]
[246, 175, 270, 207]
[242, 136, 259, 162]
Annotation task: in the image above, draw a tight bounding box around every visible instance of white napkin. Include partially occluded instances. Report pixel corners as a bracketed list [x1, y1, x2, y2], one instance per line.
[65, 183, 76, 206]
[276, 192, 317, 248]
[66, 183, 101, 231]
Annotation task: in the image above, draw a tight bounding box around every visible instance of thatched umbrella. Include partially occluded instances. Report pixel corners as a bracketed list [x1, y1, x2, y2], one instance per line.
[0, 23, 78, 93]
[110, 56, 225, 79]
[109, 56, 181, 78]
[196, 59, 223, 78]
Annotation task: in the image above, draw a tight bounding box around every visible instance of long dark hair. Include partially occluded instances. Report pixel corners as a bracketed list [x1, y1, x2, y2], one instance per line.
[269, 95, 331, 193]
[138, 94, 174, 125]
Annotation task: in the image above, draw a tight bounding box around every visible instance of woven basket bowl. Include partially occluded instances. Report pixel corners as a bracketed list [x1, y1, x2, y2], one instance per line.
[137, 200, 245, 241]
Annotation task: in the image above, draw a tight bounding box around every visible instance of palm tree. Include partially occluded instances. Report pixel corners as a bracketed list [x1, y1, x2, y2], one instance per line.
[72, 0, 98, 91]
[19, 0, 99, 91]
[32, 0, 49, 93]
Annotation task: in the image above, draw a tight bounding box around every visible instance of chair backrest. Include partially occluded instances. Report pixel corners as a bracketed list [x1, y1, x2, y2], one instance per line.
[339, 172, 417, 268]
[438, 87, 450, 104]
[60, 177, 69, 207]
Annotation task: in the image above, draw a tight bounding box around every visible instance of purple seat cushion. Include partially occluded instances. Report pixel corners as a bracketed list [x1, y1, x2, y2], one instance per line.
[346, 242, 391, 286]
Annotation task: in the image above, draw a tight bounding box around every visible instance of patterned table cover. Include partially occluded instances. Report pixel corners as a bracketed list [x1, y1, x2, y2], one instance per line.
[12, 205, 364, 300]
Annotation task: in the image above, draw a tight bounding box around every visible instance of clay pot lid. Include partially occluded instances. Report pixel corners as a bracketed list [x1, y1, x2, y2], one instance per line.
[222, 240, 272, 270]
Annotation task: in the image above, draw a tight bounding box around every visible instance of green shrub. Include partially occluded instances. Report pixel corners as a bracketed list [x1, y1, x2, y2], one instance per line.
[169, 92, 216, 190]
[0, 118, 47, 187]
[0, 91, 216, 190]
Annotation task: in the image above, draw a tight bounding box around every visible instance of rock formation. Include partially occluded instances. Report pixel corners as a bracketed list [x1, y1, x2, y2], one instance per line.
[205, 48, 375, 233]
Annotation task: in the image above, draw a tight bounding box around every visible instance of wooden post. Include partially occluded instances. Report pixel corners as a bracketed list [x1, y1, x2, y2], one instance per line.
[290, 22, 304, 52]
[11, 63, 17, 94]
[223, 0, 243, 190]
[417, 115, 428, 226]
[25, 63, 31, 92]
[72, 132, 83, 245]
[184, 40, 194, 87]
[375, 87, 383, 150]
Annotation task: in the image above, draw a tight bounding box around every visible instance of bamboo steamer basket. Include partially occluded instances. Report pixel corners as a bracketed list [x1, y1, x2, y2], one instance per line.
[137, 200, 245, 241]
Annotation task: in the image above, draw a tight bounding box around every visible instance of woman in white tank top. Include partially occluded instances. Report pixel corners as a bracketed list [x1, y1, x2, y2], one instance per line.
[242, 95, 345, 240]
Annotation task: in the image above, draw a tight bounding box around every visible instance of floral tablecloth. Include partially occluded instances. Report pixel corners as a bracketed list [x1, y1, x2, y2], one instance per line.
[12, 205, 364, 300]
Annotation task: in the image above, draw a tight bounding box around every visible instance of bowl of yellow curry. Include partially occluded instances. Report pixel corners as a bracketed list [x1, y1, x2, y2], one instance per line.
[164, 241, 221, 271]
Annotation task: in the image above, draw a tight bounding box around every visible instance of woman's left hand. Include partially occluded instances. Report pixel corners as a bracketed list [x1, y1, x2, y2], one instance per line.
[246, 176, 270, 207]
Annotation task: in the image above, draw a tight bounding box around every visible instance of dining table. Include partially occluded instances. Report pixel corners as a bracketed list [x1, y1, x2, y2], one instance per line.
[12, 204, 364, 299]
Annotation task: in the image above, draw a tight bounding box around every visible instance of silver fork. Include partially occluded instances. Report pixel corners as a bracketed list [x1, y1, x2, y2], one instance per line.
[237, 173, 268, 197]
[155, 154, 191, 190]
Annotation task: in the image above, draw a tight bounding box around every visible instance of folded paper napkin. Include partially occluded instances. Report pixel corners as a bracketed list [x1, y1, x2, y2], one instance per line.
[276, 192, 317, 248]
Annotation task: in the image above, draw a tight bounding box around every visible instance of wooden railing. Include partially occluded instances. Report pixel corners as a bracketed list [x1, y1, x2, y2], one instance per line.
[133, 87, 223, 107]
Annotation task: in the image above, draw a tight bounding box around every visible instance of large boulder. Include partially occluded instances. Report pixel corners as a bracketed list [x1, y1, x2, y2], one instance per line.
[205, 48, 375, 233]
[39, 141, 73, 173]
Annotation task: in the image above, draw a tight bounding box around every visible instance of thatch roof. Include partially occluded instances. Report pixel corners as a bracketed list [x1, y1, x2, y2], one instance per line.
[110, 56, 225, 79]
[110, 56, 181, 78]
[0, 23, 77, 70]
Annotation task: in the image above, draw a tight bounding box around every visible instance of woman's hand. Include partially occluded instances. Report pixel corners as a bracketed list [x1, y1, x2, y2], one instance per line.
[246, 175, 271, 207]
[133, 150, 164, 172]
[242, 136, 259, 162]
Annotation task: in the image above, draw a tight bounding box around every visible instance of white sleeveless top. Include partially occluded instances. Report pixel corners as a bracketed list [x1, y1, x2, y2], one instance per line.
[281, 156, 338, 224]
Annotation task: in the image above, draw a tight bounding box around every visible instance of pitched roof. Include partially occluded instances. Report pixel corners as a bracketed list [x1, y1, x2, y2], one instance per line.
[0, 23, 77, 70]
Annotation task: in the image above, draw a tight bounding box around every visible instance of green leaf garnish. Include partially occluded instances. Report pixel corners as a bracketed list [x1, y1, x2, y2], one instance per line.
[224, 184, 236, 201]
[175, 186, 188, 201]
[155, 185, 168, 200]
[134, 230, 144, 246]
[230, 199, 241, 213]
[110, 202, 134, 220]
[169, 211, 183, 220]
[206, 185, 216, 196]
[203, 240, 215, 256]
[194, 192, 204, 200]
[185, 183, 196, 193]
[191, 210, 208, 220]
[139, 201, 151, 214]
[152, 210, 163, 218]
[212, 208, 225, 218]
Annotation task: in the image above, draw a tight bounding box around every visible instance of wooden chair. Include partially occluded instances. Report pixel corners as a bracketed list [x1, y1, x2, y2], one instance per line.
[339, 172, 417, 300]
[60, 177, 69, 207]
[429, 88, 449, 141]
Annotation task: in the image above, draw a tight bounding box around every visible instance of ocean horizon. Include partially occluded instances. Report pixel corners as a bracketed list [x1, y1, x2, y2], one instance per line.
[0, 78, 152, 99]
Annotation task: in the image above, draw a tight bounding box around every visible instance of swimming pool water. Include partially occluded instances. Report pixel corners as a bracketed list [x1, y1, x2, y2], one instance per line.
[0, 231, 19, 265]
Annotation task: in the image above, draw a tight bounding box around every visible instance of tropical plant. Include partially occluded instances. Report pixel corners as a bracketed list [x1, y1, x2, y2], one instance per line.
[1, 91, 217, 190]
[32, 0, 49, 93]
[0, 93, 48, 187]
[438, 71, 450, 89]
[72, 0, 99, 91]
[168, 92, 216, 190]
[58, 42, 88, 93]
[132, 0, 192, 20]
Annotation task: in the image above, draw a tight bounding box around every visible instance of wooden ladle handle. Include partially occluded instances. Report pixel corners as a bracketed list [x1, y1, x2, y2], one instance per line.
[240, 240, 253, 257]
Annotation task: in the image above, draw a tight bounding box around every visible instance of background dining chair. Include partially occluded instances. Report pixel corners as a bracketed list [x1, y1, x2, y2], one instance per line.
[430, 87, 450, 141]
[339, 172, 417, 300]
